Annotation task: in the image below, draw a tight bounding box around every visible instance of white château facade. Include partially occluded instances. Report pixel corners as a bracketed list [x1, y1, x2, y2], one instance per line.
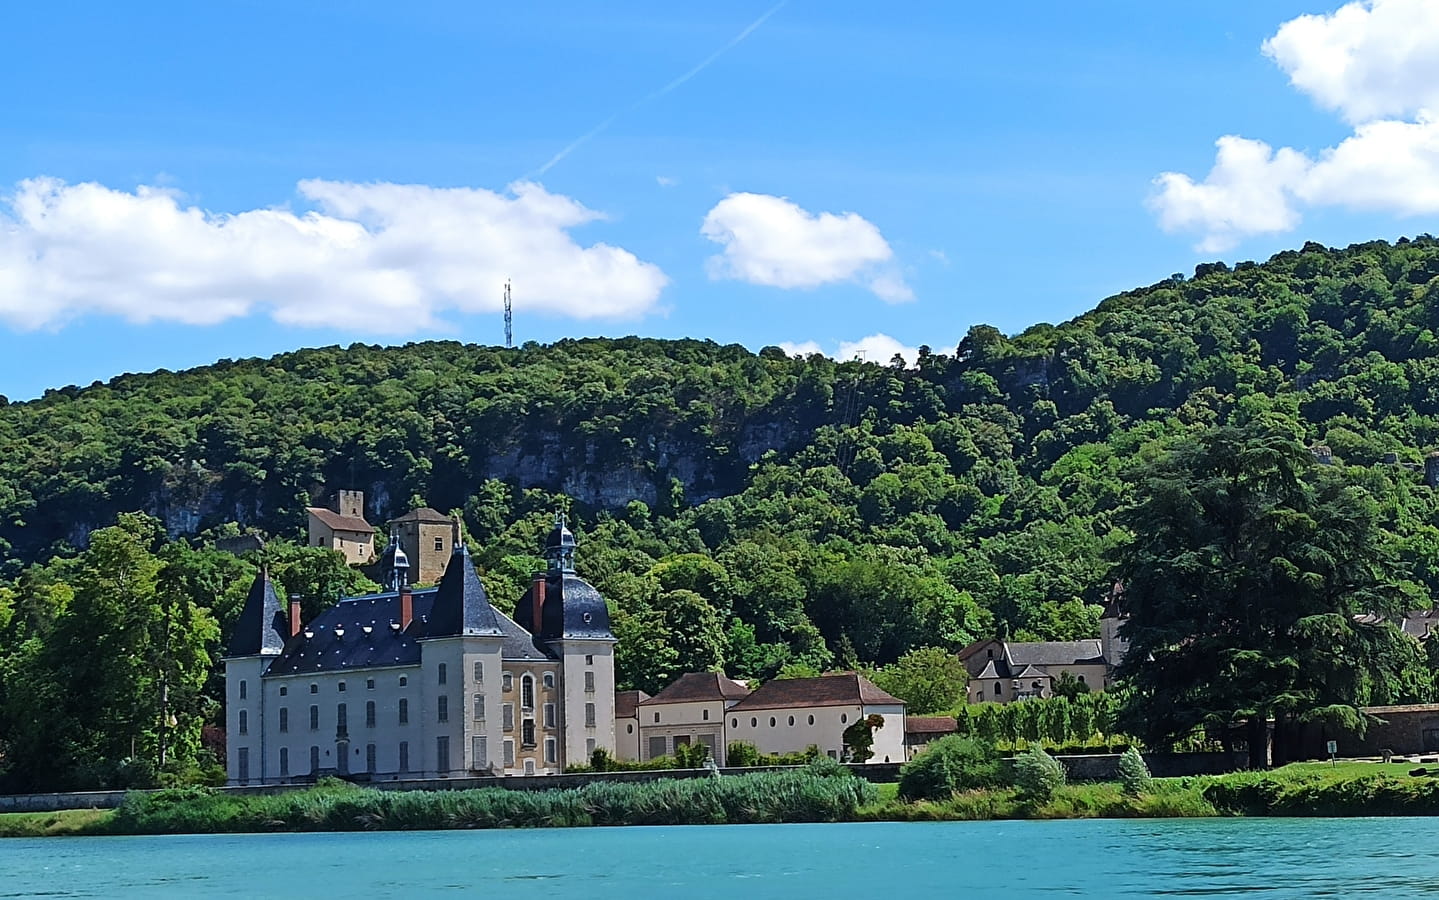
[223, 518, 616, 785]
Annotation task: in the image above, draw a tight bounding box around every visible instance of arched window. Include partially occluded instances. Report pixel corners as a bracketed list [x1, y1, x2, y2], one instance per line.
[521, 675, 535, 710]
[993, 682, 1001, 696]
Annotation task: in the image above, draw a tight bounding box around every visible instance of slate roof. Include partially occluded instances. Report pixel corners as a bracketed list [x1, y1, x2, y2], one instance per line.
[306, 507, 375, 533]
[976, 660, 1003, 679]
[514, 572, 615, 642]
[265, 590, 435, 674]
[227, 572, 287, 657]
[726, 673, 904, 711]
[389, 507, 453, 524]
[641, 672, 752, 705]
[905, 716, 959, 736]
[428, 546, 504, 637]
[264, 586, 555, 676]
[1007, 640, 1105, 667]
[1013, 664, 1049, 680]
[615, 690, 651, 719]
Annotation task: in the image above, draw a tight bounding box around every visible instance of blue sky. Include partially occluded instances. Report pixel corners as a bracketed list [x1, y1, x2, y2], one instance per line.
[2, 0, 1437, 399]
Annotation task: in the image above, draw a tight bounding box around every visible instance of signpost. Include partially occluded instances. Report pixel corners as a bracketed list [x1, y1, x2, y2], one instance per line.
[1327, 739, 1338, 768]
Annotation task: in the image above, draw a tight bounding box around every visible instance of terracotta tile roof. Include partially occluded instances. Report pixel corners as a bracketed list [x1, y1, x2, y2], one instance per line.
[615, 690, 651, 719]
[727, 673, 904, 711]
[905, 716, 958, 736]
[641, 672, 752, 705]
[306, 507, 375, 533]
[389, 507, 453, 524]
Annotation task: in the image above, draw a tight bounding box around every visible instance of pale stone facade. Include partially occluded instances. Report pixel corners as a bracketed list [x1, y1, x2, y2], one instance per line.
[225, 517, 613, 784]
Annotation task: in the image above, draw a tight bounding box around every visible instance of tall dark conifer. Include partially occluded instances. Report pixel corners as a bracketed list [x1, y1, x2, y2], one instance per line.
[1114, 420, 1417, 767]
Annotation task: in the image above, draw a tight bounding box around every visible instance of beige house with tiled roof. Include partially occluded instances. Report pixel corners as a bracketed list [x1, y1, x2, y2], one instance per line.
[725, 673, 906, 763]
[632, 672, 752, 765]
[306, 490, 376, 565]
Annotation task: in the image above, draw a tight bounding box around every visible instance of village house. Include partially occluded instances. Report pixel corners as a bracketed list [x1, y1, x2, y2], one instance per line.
[614, 672, 908, 765]
[726, 674, 907, 763]
[223, 516, 615, 785]
[634, 672, 752, 765]
[959, 602, 1128, 704]
[305, 489, 376, 566]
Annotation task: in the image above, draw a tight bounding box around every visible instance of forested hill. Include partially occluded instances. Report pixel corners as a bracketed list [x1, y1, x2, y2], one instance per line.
[8, 235, 1439, 678]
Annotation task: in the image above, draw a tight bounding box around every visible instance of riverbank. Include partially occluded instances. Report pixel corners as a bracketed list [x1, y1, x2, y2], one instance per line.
[6, 761, 1439, 837]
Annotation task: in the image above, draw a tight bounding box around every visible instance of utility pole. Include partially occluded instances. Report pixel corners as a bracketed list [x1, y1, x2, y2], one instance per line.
[504, 279, 513, 348]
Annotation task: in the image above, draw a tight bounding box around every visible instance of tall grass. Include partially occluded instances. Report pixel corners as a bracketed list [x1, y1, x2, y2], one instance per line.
[103, 767, 878, 836]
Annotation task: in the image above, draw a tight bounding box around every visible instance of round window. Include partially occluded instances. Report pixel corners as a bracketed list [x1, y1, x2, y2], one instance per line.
[627, 724, 634, 733]
[769, 717, 776, 727]
[582, 612, 592, 623]
[731, 718, 738, 727]
[751, 717, 758, 727]
[788, 716, 795, 726]
[841, 713, 848, 723]
[808, 715, 815, 725]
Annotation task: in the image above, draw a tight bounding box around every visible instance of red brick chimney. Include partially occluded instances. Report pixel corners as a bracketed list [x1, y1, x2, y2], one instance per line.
[531, 573, 546, 634]
[289, 596, 302, 637]
[400, 584, 413, 630]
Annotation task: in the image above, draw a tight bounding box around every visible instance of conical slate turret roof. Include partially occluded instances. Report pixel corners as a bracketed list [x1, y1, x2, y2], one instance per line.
[228, 570, 287, 657]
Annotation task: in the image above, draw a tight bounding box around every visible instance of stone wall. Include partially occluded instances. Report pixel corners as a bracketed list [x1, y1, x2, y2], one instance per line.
[1050, 751, 1248, 780]
[1297, 704, 1439, 758]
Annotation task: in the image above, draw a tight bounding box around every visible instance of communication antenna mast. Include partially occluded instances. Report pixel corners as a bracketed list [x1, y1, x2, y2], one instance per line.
[503, 279, 513, 348]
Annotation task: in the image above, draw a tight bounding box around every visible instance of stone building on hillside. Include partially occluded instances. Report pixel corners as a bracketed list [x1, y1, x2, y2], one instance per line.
[960, 602, 1128, 704]
[223, 516, 616, 785]
[388, 507, 457, 584]
[305, 490, 376, 566]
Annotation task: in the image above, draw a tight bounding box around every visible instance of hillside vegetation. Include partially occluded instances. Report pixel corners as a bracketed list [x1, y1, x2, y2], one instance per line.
[7, 236, 1439, 789]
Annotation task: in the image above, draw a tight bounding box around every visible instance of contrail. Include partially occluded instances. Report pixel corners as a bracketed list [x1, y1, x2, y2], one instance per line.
[532, 1, 789, 178]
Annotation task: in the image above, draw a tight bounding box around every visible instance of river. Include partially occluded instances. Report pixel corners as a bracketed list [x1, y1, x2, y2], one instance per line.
[4, 818, 1439, 897]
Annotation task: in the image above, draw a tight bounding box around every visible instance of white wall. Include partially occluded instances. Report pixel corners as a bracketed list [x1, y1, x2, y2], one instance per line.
[724, 703, 906, 763]
[557, 639, 615, 767]
[635, 699, 729, 763]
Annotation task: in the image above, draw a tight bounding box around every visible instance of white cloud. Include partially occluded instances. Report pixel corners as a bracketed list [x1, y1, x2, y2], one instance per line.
[777, 333, 920, 366]
[1150, 1, 1439, 250]
[1150, 136, 1310, 252]
[656, 176, 679, 188]
[0, 177, 668, 333]
[1263, 0, 1439, 124]
[700, 192, 912, 302]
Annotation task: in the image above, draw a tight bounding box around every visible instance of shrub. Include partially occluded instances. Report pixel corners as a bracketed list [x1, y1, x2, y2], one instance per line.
[898, 736, 1003, 801]
[1014, 747, 1066, 801]
[726, 742, 760, 768]
[1117, 747, 1153, 795]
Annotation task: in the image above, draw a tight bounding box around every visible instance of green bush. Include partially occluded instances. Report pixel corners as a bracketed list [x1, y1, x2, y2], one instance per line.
[1014, 748, 1066, 801]
[898, 736, 1003, 801]
[1117, 747, 1153, 795]
[726, 742, 760, 767]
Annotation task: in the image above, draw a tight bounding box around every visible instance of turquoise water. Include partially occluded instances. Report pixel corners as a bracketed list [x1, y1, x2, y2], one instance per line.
[5, 819, 1439, 898]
